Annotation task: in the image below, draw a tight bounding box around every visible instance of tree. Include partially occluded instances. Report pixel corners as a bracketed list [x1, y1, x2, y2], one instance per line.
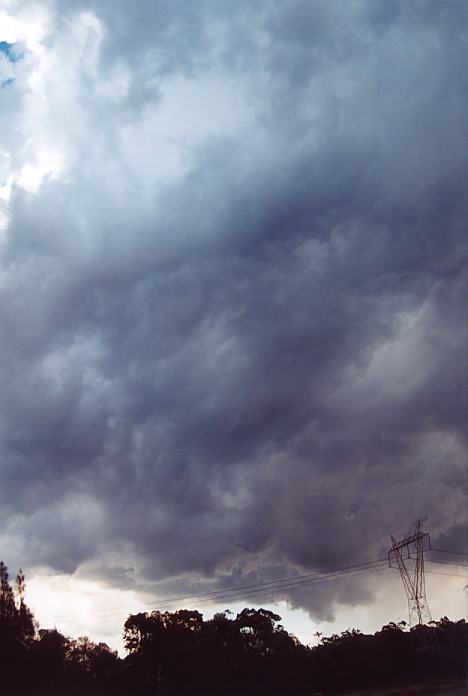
[0, 562, 36, 691]
[15, 569, 35, 645]
[0, 562, 16, 623]
[0, 562, 35, 644]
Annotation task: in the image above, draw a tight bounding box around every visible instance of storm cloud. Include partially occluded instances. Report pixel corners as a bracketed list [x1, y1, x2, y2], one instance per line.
[0, 0, 466, 622]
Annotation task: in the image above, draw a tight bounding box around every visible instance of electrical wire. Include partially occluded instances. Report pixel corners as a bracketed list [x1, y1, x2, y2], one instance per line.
[47, 550, 468, 628]
[385, 565, 467, 580]
[404, 555, 468, 569]
[430, 547, 468, 556]
[91, 565, 390, 622]
[54, 559, 388, 622]
[425, 558, 468, 569]
[424, 569, 468, 579]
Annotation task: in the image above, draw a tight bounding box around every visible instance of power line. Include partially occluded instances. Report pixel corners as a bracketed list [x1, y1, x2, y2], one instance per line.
[36, 529, 467, 636]
[387, 560, 468, 578]
[425, 559, 468, 570]
[388, 567, 467, 579]
[53, 558, 388, 623]
[399, 555, 468, 570]
[55, 561, 388, 622]
[430, 547, 468, 557]
[119, 565, 389, 617]
[49, 564, 467, 635]
[424, 569, 468, 579]
[51, 556, 467, 624]
[55, 561, 467, 630]
[43, 537, 468, 628]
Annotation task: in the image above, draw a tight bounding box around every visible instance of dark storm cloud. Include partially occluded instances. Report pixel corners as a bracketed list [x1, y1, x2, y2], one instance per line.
[0, 0, 466, 619]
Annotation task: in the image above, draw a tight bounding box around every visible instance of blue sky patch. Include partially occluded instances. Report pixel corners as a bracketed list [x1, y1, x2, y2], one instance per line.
[0, 41, 22, 63]
[0, 41, 21, 89]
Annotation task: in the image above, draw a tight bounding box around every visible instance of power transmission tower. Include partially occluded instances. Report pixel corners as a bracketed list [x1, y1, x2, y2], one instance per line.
[388, 519, 432, 626]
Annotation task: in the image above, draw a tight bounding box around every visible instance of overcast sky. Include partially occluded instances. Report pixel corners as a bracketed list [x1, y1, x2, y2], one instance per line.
[0, 0, 466, 650]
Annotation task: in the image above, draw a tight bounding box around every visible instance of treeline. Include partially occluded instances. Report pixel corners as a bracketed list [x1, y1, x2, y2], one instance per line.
[0, 561, 466, 694]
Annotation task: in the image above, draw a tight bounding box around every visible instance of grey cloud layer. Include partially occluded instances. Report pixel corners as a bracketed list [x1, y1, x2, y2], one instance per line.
[0, 0, 466, 617]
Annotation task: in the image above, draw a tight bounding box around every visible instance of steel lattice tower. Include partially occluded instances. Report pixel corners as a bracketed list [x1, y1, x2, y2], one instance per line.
[388, 519, 432, 626]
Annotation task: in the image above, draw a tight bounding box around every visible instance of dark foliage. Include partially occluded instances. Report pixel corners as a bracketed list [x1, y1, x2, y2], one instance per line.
[0, 561, 465, 694]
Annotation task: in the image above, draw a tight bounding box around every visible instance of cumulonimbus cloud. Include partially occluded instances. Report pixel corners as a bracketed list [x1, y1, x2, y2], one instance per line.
[0, 0, 466, 620]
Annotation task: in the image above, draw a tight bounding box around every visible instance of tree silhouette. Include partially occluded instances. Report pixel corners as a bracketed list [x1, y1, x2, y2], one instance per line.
[0, 558, 465, 695]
